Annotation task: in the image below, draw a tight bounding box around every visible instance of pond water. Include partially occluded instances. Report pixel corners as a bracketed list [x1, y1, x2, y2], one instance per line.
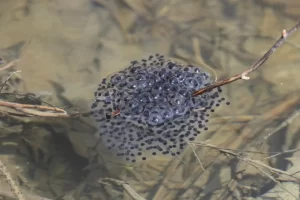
[0, 0, 299, 199]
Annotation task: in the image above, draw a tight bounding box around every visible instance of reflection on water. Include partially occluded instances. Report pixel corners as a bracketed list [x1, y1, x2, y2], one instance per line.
[0, 0, 299, 199]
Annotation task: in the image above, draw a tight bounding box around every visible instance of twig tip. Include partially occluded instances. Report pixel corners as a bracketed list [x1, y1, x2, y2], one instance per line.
[282, 29, 287, 38]
[241, 73, 250, 80]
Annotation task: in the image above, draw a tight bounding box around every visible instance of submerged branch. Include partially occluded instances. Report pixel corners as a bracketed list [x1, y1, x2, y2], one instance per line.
[193, 22, 300, 96]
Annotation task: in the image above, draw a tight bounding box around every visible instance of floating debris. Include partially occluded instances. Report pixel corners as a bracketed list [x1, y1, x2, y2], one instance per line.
[91, 54, 229, 162]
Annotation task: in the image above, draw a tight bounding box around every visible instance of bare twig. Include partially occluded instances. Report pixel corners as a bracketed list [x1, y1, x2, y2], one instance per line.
[0, 183, 52, 200]
[0, 160, 25, 200]
[98, 178, 146, 200]
[264, 109, 300, 139]
[191, 141, 300, 199]
[0, 70, 21, 92]
[264, 148, 300, 160]
[192, 141, 300, 181]
[187, 141, 205, 171]
[0, 100, 69, 117]
[0, 59, 19, 73]
[193, 22, 300, 96]
[244, 159, 298, 200]
[0, 100, 92, 118]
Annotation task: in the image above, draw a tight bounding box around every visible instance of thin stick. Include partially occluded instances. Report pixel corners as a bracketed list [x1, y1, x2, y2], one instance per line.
[0, 160, 25, 200]
[0, 100, 69, 117]
[187, 142, 205, 171]
[0, 70, 21, 92]
[264, 109, 300, 140]
[193, 22, 300, 96]
[193, 141, 300, 199]
[193, 141, 300, 180]
[98, 178, 146, 200]
[0, 59, 19, 73]
[244, 159, 298, 200]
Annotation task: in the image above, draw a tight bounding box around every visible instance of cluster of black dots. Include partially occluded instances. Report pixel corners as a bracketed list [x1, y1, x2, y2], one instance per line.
[90, 54, 229, 162]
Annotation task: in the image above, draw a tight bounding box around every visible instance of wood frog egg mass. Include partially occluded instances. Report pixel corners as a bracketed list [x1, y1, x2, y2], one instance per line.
[90, 54, 229, 162]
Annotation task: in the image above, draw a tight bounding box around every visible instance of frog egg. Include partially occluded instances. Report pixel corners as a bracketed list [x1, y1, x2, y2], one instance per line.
[110, 73, 126, 84]
[146, 111, 164, 126]
[183, 77, 200, 89]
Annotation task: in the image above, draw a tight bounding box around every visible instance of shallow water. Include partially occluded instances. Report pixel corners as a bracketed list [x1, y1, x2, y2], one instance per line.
[0, 0, 300, 199]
